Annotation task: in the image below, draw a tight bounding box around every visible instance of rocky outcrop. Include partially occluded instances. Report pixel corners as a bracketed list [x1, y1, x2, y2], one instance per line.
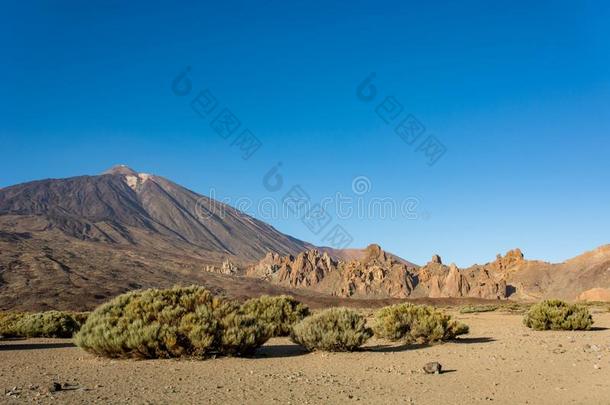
[577, 288, 610, 302]
[442, 264, 466, 297]
[431, 254, 442, 265]
[247, 244, 416, 298]
[490, 249, 525, 271]
[246, 249, 338, 289]
[248, 247, 506, 299]
[205, 259, 240, 275]
[278, 250, 337, 288]
[464, 268, 507, 299]
[339, 244, 416, 298]
[246, 252, 284, 280]
[398, 254, 508, 299]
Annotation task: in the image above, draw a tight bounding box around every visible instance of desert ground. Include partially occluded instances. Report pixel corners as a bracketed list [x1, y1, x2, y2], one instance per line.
[1, 309, 609, 404]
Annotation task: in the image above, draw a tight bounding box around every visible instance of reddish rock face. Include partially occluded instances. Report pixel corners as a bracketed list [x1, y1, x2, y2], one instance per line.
[417, 259, 507, 299]
[492, 249, 525, 271]
[578, 288, 610, 302]
[248, 245, 508, 299]
[247, 245, 417, 298]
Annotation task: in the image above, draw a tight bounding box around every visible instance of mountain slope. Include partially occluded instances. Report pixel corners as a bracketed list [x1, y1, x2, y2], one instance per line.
[493, 246, 610, 300]
[0, 165, 310, 263]
[0, 165, 315, 310]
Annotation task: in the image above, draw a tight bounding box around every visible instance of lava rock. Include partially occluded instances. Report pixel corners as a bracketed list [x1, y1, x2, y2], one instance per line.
[49, 382, 62, 393]
[423, 362, 442, 374]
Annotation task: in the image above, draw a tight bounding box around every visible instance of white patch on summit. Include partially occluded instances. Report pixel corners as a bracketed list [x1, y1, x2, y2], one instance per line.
[124, 175, 139, 191]
[124, 173, 152, 191]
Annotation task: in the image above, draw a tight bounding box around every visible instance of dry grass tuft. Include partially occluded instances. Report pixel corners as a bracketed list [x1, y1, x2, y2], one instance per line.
[460, 304, 499, 314]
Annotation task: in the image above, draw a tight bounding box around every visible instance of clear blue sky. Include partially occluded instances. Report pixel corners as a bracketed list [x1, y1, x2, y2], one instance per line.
[2, 0, 609, 266]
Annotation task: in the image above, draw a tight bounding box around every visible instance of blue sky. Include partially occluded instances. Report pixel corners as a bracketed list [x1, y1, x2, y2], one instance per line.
[2, 0, 609, 266]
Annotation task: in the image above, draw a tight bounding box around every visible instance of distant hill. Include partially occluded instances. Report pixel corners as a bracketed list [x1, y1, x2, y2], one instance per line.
[1, 165, 609, 310]
[247, 245, 610, 302]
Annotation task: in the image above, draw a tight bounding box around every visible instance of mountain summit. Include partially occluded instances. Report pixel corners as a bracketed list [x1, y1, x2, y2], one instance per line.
[0, 165, 309, 261]
[102, 164, 140, 176]
[0, 165, 311, 309]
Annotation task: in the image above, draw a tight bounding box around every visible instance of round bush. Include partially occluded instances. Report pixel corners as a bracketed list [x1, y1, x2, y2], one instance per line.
[241, 295, 310, 337]
[0, 311, 81, 338]
[74, 286, 269, 359]
[0, 312, 26, 337]
[290, 307, 372, 352]
[15, 311, 80, 338]
[373, 303, 469, 344]
[523, 300, 593, 331]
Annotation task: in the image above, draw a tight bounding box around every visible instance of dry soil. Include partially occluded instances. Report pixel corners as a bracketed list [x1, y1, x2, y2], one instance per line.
[1, 310, 610, 404]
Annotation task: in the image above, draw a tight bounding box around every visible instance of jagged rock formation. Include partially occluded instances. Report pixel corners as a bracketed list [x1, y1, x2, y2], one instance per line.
[248, 250, 337, 288]
[248, 244, 416, 298]
[205, 259, 240, 275]
[248, 245, 506, 299]
[339, 244, 416, 298]
[414, 256, 507, 299]
[431, 254, 442, 265]
[490, 249, 525, 271]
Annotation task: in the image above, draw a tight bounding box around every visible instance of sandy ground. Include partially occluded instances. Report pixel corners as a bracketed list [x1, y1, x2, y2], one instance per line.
[1, 310, 610, 404]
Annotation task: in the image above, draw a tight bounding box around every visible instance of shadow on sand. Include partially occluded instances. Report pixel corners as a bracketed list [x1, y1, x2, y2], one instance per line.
[254, 343, 309, 359]
[367, 337, 495, 353]
[0, 341, 76, 351]
[451, 337, 495, 344]
[253, 335, 497, 357]
[367, 343, 429, 353]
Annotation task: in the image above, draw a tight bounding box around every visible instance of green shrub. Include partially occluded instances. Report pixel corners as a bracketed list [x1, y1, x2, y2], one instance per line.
[523, 300, 593, 331]
[499, 302, 530, 314]
[460, 304, 499, 314]
[14, 311, 80, 338]
[0, 312, 26, 337]
[74, 286, 269, 359]
[241, 295, 309, 337]
[0, 311, 82, 338]
[373, 303, 469, 344]
[70, 312, 90, 328]
[290, 307, 372, 352]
